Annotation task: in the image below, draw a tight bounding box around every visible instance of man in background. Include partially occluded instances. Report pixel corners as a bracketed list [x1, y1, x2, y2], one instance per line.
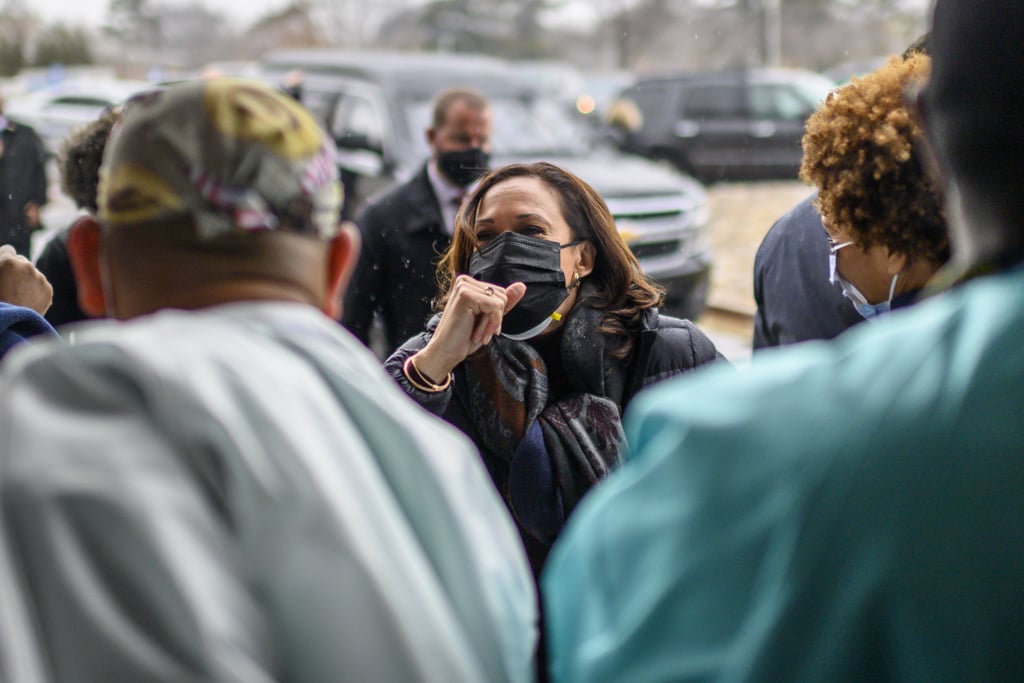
[342, 87, 492, 355]
[0, 92, 48, 258]
[1, 80, 536, 683]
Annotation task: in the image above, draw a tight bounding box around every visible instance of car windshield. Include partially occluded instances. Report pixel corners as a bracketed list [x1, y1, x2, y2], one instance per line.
[402, 95, 589, 158]
[786, 72, 835, 107]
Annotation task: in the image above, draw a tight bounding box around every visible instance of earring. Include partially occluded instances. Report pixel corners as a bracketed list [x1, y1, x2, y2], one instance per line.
[571, 272, 581, 288]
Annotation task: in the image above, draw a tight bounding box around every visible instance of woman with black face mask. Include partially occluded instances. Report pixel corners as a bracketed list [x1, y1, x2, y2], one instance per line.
[385, 162, 725, 577]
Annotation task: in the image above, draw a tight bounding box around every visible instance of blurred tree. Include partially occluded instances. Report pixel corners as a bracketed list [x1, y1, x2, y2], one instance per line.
[158, 3, 230, 64]
[506, 0, 559, 59]
[33, 24, 95, 67]
[104, 0, 162, 47]
[375, 0, 561, 59]
[589, 0, 924, 72]
[0, 35, 26, 77]
[244, 2, 329, 55]
[311, 0, 411, 47]
[0, 0, 34, 76]
[104, 0, 240, 71]
[600, 0, 676, 70]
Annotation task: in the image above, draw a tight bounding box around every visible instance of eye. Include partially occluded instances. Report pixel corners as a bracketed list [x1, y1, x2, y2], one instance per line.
[475, 231, 495, 243]
[519, 225, 545, 237]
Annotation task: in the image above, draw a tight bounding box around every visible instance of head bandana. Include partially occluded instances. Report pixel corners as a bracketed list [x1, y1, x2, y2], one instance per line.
[99, 79, 342, 240]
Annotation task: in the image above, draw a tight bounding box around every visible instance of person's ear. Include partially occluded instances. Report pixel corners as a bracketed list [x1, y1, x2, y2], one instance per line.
[576, 240, 596, 279]
[323, 222, 361, 320]
[426, 127, 438, 152]
[67, 216, 107, 317]
[886, 249, 908, 276]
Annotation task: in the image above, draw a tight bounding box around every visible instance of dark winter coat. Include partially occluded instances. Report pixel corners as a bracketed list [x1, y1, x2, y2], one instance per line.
[0, 119, 48, 257]
[385, 301, 724, 574]
[342, 164, 450, 355]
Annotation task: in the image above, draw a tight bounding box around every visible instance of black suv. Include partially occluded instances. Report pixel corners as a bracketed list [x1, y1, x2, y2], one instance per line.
[616, 68, 834, 183]
[261, 50, 714, 320]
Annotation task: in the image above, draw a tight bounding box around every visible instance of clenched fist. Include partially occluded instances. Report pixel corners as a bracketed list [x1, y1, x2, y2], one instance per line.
[0, 244, 53, 315]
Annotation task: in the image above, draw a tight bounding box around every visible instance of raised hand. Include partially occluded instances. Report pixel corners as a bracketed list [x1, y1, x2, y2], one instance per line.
[0, 244, 53, 315]
[413, 275, 526, 382]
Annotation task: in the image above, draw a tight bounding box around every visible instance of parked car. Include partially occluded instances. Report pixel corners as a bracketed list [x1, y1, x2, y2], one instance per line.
[614, 68, 835, 183]
[578, 70, 636, 121]
[4, 79, 151, 156]
[260, 50, 713, 320]
[823, 56, 888, 86]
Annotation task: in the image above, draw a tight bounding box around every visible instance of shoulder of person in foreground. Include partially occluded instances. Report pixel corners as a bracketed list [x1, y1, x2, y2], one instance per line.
[0, 307, 538, 683]
[542, 270, 1024, 683]
[4, 78, 538, 682]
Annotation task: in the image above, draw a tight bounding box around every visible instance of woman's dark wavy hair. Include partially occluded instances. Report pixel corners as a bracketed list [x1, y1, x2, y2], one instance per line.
[436, 161, 664, 359]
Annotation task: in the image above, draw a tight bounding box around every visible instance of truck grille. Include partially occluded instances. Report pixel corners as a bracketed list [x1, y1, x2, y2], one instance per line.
[630, 240, 682, 260]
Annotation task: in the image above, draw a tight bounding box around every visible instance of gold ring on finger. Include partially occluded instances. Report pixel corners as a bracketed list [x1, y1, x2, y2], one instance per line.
[484, 286, 495, 296]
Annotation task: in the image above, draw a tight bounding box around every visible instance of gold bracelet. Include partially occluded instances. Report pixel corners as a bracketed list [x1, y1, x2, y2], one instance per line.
[403, 355, 453, 393]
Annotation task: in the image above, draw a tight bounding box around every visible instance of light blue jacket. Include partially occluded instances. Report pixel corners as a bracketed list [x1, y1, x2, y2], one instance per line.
[544, 265, 1024, 682]
[2, 302, 537, 683]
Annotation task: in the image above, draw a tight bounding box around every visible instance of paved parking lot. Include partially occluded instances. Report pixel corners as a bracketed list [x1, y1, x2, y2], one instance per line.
[705, 180, 813, 316]
[694, 179, 814, 362]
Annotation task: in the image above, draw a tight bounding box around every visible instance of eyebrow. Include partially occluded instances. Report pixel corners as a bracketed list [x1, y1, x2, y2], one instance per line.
[474, 213, 551, 226]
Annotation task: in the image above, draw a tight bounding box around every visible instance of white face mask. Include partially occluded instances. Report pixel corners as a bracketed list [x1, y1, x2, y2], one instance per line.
[827, 239, 897, 320]
[837, 273, 899, 320]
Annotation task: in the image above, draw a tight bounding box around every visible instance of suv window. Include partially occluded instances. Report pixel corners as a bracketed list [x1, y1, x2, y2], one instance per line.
[331, 94, 385, 151]
[621, 82, 671, 118]
[749, 84, 815, 120]
[680, 83, 744, 119]
[301, 89, 336, 126]
[50, 96, 113, 107]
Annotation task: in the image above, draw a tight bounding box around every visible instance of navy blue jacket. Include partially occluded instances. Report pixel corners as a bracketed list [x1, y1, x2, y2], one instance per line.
[0, 303, 58, 359]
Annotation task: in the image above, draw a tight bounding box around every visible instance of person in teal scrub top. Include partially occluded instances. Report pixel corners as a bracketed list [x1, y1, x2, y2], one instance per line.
[542, 1, 1024, 681]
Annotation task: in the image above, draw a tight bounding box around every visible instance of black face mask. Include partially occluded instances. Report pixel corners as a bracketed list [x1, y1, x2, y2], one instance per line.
[468, 231, 581, 340]
[437, 147, 490, 187]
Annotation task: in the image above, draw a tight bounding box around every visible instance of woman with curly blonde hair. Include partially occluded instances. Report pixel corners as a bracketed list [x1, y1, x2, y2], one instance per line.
[801, 53, 948, 319]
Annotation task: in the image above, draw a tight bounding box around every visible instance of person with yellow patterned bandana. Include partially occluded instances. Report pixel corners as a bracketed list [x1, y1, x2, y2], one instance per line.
[0, 80, 537, 683]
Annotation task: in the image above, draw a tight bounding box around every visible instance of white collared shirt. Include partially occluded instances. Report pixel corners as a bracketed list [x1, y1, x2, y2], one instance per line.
[427, 160, 471, 235]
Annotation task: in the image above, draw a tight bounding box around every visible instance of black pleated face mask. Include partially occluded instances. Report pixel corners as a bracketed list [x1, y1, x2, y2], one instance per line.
[468, 231, 581, 340]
